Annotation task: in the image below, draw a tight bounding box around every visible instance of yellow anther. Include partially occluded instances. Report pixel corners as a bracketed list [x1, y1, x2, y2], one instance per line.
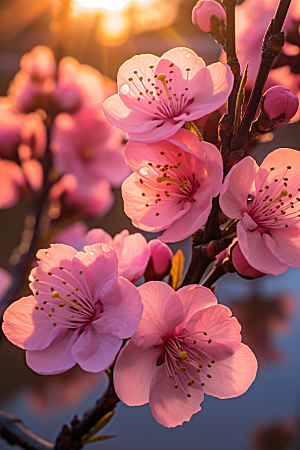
[157, 73, 172, 100]
[263, 189, 288, 209]
[156, 176, 188, 189]
[169, 374, 174, 379]
[180, 351, 187, 361]
[51, 291, 83, 312]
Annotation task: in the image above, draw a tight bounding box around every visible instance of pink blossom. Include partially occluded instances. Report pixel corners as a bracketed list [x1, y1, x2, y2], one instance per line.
[2, 243, 143, 374]
[231, 243, 265, 279]
[103, 47, 233, 143]
[53, 225, 150, 284]
[51, 109, 130, 188]
[49, 174, 114, 219]
[192, 0, 226, 33]
[145, 239, 173, 280]
[0, 267, 12, 300]
[53, 57, 116, 113]
[262, 86, 299, 122]
[9, 46, 56, 113]
[114, 282, 257, 427]
[0, 159, 26, 209]
[121, 129, 223, 242]
[220, 148, 300, 275]
[0, 97, 24, 157]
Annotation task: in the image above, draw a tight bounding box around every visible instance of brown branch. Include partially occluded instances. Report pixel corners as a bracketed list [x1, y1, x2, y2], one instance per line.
[201, 262, 226, 288]
[0, 407, 54, 450]
[229, 0, 291, 167]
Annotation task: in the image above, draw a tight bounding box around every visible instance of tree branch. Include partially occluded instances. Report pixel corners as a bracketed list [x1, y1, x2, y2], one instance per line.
[0, 407, 54, 450]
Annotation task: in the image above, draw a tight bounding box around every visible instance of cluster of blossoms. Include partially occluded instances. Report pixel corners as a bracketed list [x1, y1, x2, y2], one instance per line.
[0, 46, 129, 218]
[2, 0, 300, 433]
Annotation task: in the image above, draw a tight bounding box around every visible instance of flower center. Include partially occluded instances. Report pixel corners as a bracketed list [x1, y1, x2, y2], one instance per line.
[163, 329, 214, 397]
[248, 164, 300, 229]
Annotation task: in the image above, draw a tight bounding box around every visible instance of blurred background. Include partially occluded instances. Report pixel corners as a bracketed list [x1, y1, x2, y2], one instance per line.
[1, 0, 300, 449]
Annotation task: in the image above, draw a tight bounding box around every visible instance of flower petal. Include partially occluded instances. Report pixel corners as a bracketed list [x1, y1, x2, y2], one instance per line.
[237, 217, 288, 274]
[203, 343, 258, 399]
[149, 364, 204, 427]
[99, 277, 143, 339]
[2, 296, 67, 350]
[132, 282, 183, 349]
[117, 233, 150, 282]
[271, 223, 300, 267]
[220, 157, 259, 219]
[114, 340, 160, 406]
[177, 285, 217, 325]
[26, 329, 79, 375]
[71, 324, 122, 372]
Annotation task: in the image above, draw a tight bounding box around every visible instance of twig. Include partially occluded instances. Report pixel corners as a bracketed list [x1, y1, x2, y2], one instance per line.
[0, 407, 54, 450]
[201, 262, 226, 288]
[229, 0, 290, 165]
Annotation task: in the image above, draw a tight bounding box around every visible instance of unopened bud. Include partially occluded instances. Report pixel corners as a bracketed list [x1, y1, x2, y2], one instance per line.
[262, 86, 299, 123]
[192, 0, 226, 34]
[232, 243, 265, 280]
[144, 240, 173, 282]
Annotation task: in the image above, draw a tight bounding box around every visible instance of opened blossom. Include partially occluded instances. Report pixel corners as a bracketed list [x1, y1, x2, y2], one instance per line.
[2, 243, 142, 375]
[103, 47, 233, 142]
[114, 282, 257, 427]
[122, 129, 223, 242]
[220, 148, 300, 275]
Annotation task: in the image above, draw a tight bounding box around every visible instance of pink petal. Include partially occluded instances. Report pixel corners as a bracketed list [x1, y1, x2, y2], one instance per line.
[122, 174, 186, 232]
[159, 188, 212, 242]
[149, 364, 204, 427]
[187, 304, 241, 360]
[132, 282, 183, 349]
[203, 343, 258, 399]
[199, 141, 223, 197]
[84, 228, 113, 248]
[0, 160, 25, 209]
[2, 295, 67, 350]
[73, 243, 118, 299]
[102, 94, 153, 132]
[124, 120, 183, 143]
[99, 277, 143, 339]
[184, 62, 233, 121]
[21, 159, 43, 191]
[237, 217, 288, 274]
[177, 285, 217, 325]
[0, 267, 11, 300]
[271, 223, 300, 267]
[220, 157, 259, 219]
[117, 233, 150, 282]
[71, 323, 122, 372]
[114, 340, 160, 406]
[26, 329, 79, 375]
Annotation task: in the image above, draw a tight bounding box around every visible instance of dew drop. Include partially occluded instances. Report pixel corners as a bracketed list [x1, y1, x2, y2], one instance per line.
[186, 53, 191, 59]
[101, 244, 111, 253]
[139, 167, 150, 177]
[120, 84, 130, 95]
[90, 251, 94, 256]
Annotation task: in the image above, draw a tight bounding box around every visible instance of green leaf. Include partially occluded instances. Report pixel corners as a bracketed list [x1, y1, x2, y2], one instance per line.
[234, 62, 248, 135]
[82, 410, 116, 444]
[168, 250, 184, 291]
[185, 121, 203, 142]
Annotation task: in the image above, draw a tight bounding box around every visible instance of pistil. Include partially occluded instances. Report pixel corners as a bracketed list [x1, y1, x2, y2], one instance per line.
[157, 73, 172, 101]
[52, 291, 84, 312]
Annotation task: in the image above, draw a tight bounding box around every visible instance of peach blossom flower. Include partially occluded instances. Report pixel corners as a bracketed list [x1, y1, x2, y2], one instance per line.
[2, 243, 142, 374]
[122, 129, 223, 242]
[220, 148, 300, 275]
[114, 282, 257, 427]
[103, 47, 233, 142]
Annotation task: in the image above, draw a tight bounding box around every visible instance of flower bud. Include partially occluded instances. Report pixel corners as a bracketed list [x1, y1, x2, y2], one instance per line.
[262, 86, 299, 123]
[232, 243, 265, 280]
[192, 0, 226, 33]
[144, 240, 173, 281]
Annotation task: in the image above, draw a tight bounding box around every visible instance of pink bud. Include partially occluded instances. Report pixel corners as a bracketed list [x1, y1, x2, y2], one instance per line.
[232, 243, 265, 279]
[263, 86, 299, 122]
[192, 0, 226, 33]
[145, 240, 173, 281]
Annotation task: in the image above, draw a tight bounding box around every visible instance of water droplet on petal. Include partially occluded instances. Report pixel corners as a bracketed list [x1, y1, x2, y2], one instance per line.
[139, 167, 150, 177]
[186, 53, 191, 59]
[90, 251, 94, 256]
[120, 84, 130, 95]
[101, 244, 111, 253]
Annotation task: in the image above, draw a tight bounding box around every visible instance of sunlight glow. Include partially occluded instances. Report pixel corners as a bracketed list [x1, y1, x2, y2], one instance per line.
[74, 0, 129, 12]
